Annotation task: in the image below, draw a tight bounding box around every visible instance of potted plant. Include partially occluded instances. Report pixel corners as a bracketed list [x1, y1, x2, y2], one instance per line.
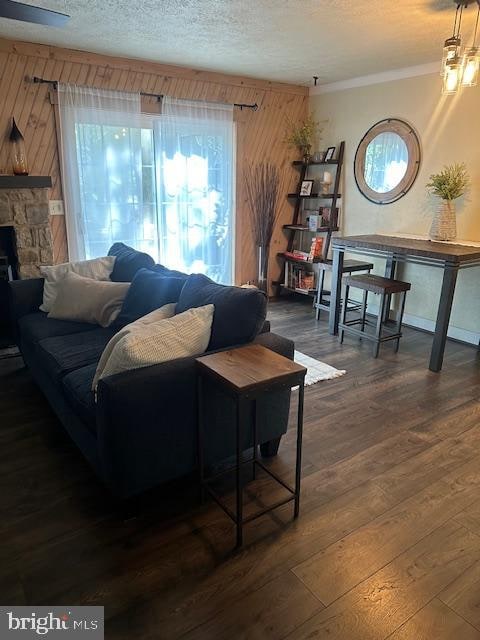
[244, 162, 280, 293]
[427, 163, 469, 241]
[284, 114, 322, 163]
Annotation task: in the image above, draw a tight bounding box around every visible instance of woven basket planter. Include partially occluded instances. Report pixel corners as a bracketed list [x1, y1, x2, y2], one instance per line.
[429, 199, 457, 242]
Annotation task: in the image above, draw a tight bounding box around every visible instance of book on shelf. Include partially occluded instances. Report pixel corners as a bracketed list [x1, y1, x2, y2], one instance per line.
[308, 237, 323, 261]
[307, 214, 318, 232]
[284, 250, 310, 262]
[284, 262, 317, 291]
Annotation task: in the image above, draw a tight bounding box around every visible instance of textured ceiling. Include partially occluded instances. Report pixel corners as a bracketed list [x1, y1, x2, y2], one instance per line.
[0, 0, 466, 84]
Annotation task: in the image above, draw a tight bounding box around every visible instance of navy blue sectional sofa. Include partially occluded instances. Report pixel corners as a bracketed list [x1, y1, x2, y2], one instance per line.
[9, 244, 294, 498]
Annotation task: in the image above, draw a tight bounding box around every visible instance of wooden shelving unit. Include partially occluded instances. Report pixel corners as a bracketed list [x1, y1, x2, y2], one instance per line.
[274, 141, 345, 298]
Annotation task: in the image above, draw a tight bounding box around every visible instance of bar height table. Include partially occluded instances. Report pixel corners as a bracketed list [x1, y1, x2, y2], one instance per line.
[328, 234, 480, 372]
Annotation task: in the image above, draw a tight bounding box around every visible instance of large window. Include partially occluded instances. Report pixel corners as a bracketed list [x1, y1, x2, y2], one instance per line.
[58, 86, 235, 283]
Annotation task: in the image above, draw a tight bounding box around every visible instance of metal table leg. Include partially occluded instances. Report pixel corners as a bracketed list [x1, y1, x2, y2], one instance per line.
[197, 375, 205, 503]
[252, 398, 257, 481]
[430, 264, 458, 372]
[294, 381, 304, 518]
[329, 248, 344, 335]
[383, 255, 397, 322]
[236, 396, 245, 548]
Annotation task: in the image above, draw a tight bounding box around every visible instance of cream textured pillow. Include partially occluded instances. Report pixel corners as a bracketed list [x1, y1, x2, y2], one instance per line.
[48, 272, 130, 328]
[92, 302, 177, 390]
[40, 256, 116, 312]
[97, 304, 214, 387]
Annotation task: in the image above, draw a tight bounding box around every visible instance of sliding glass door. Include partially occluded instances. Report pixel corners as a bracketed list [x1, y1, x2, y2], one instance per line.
[155, 116, 235, 284]
[60, 89, 235, 283]
[74, 122, 159, 261]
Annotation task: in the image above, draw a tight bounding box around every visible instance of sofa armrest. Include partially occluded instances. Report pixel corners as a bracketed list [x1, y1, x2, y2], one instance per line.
[96, 355, 201, 496]
[9, 278, 44, 324]
[253, 330, 294, 360]
[259, 319, 271, 333]
[96, 331, 294, 497]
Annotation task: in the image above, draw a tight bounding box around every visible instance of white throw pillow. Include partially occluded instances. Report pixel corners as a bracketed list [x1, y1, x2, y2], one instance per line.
[48, 272, 130, 328]
[40, 256, 116, 312]
[92, 302, 177, 390]
[96, 304, 214, 389]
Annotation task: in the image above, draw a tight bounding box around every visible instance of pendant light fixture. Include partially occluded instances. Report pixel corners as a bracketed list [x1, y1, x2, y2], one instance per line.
[461, 2, 480, 85]
[442, 0, 480, 94]
[441, 5, 461, 76]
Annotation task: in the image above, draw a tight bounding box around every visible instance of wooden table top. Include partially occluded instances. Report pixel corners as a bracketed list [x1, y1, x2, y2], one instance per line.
[332, 234, 480, 263]
[196, 344, 306, 393]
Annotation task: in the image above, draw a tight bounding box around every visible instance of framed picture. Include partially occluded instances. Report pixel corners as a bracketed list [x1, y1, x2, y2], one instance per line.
[300, 180, 314, 196]
[325, 146, 336, 161]
[320, 206, 331, 226]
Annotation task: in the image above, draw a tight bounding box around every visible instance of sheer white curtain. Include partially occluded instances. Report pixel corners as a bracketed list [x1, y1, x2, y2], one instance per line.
[156, 97, 235, 284]
[57, 84, 156, 261]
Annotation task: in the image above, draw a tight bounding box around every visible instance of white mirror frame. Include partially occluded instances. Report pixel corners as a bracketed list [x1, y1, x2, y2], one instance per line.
[354, 118, 421, 205]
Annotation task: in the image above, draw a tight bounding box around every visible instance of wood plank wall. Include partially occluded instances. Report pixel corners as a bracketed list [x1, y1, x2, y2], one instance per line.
[0, 38, 308, 286]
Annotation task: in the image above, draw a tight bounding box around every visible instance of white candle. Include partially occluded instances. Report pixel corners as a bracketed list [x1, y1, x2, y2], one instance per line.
[323, 171, 332, 184]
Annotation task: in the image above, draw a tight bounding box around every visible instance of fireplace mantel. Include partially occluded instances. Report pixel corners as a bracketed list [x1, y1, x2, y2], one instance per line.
[0, 176, 52, 189]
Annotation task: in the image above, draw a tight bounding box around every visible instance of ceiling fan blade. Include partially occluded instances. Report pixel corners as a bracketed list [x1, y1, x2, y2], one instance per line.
[0, 0, 70, 26]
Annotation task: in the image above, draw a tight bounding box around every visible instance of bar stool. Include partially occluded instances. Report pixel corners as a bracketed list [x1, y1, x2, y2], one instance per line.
[314, 259, 374, 320]
[338, 274, 411, 357]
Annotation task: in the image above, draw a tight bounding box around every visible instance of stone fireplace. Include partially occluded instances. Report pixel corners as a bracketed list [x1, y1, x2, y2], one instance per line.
[0, 179, 53, 279]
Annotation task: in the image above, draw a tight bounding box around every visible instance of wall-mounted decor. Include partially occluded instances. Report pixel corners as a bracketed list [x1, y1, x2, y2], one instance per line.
[441, 1, 480, 94]
[354, 118, 421, 205]
[9, 118, 29, 176]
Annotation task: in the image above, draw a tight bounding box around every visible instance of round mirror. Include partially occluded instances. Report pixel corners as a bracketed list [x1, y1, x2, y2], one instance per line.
[354, 119, 420, 204]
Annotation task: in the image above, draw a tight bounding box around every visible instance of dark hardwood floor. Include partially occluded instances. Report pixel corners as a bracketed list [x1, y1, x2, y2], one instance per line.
[1, 298, 480, 639]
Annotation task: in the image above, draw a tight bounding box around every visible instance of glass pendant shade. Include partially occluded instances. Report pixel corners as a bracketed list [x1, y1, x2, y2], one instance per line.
[441, 35, 461, 76]
[443, 57, 462, 94]
[461, 46, 480, 86]
[9, 118, 29, 176]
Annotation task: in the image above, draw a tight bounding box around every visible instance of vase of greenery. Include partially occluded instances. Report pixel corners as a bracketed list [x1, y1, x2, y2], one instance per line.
[244, 162, 280, 293]
[426, 163, 469, 241]
[284, 114, 322, 163]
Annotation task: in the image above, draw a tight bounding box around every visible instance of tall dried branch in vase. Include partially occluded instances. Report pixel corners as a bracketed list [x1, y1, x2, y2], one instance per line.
[244, 162, 280, 293]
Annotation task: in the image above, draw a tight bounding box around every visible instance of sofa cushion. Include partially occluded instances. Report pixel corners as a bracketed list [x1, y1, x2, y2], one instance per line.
[176, 274, 267, 350]
[114, 268, 185, 328]
[18, 312, 97, 346]
[98, 304, 214, 385]
[37, 327, 117, 383]
[39, 256, 116, 312]
[108, 243, 155, 282]
[48, 272, 130, 328]
[94, 303, 177, 389]
[62, 364, 97, 433]
[152, 263, 189, 280]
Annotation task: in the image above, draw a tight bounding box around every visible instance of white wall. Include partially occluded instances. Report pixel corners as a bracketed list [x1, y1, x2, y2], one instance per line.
[310, 72, 480, 343]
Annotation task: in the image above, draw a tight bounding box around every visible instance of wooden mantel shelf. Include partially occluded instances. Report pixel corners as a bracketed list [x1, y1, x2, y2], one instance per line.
[0, 176, 52, 189]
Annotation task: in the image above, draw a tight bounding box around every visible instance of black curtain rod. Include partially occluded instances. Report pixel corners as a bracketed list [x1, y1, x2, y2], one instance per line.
[32, 77, 258, 111]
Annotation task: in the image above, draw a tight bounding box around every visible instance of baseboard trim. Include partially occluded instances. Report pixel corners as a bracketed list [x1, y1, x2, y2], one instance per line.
[402, 312, 479, 347]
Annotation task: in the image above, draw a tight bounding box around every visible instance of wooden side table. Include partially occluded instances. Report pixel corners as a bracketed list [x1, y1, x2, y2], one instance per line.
[196, 344, 307, 548]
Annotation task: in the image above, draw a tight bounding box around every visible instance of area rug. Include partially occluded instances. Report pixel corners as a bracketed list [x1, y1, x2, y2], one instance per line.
[294, 350, 346, 386]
